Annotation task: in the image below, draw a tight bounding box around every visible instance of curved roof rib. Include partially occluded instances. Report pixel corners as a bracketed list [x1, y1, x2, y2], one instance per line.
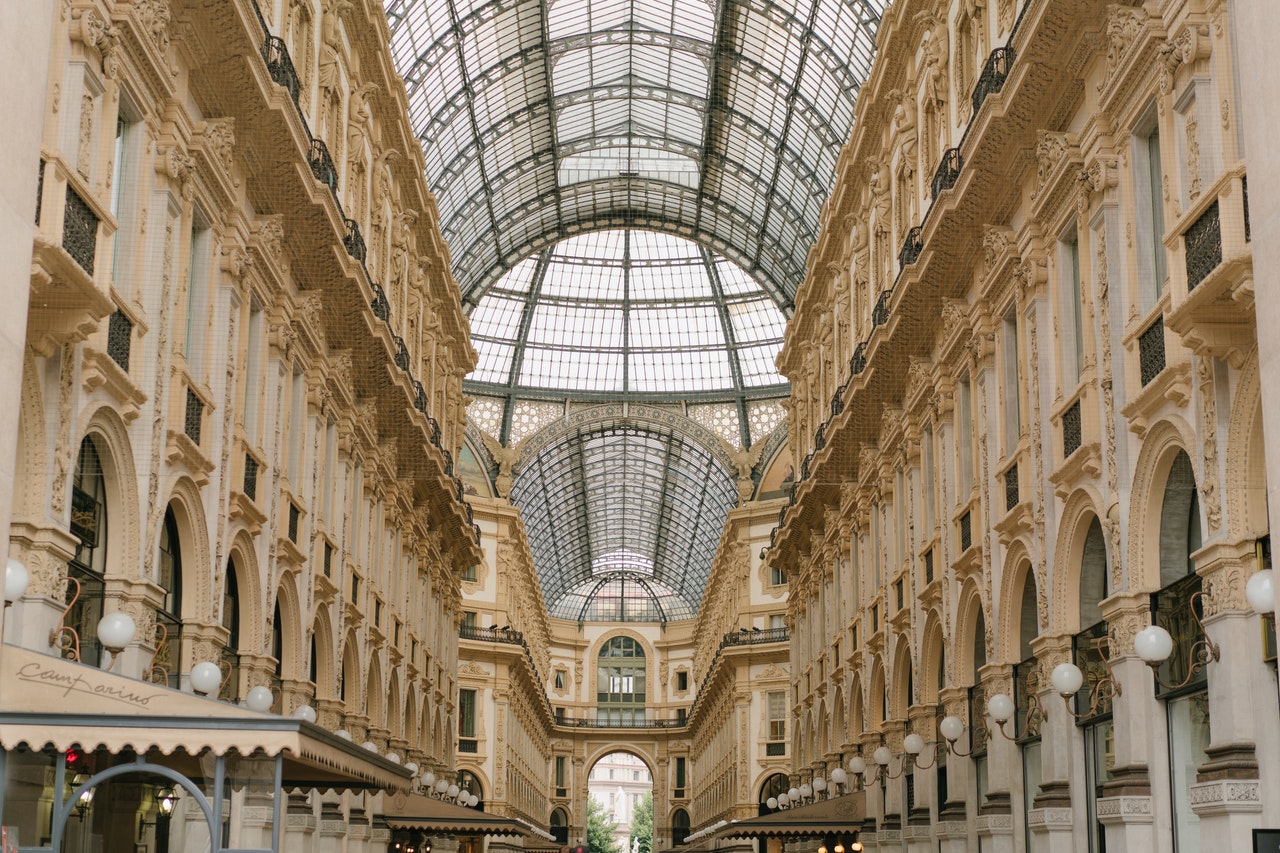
[385, 0, 886, 308]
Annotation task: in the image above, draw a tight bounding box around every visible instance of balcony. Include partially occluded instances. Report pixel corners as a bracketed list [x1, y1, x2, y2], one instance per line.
[721, 627, 789, 648]
[1137, 316, 1166, 387]
[931, 148, 962, 200]
[558, 716, 688, 730]
[972, 46, 1015, 116]
[898, 226, 923, 270]
[261, 36, 301, 107]
[872, 288, 892, 327]
[371, 282, 391, 321]
[308, 138, 338, 192]
[459, 624, 525, 645]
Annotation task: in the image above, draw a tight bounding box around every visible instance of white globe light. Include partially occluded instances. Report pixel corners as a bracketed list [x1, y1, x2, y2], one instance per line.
[189, 661, 222, 695]
[1247, 569, 1275, 614]
[245, 685, 274, 712]
[799, 783, 813, 799]
[987, 693, 1015, 723]
[1050, 662, 1084, 696]
[96, 611, 137, 651]
[903, 733, 924, 755]
[787, 787, 799, 801]
[362, 741, 379, 752]
[404, 762, 419, 776]
[386, 753, 401, 764]
[447, 784, 460, 798]
[435, 779, 449, 794]
[776, 793, 789, 808]
[872, 746, 892, 767]
[939, 716, 964, 742]
[829, 767, 847, 785]
[335, 729, 352, 740]
[456, 787, 469, 801]
[468, 794, 479, 807]
[812, 776, 827, 792]
[848, 756, 866, 776]
[5, 558, 29, 603]
[422, 772, 436, 786]
[1134, 625, 1175, 664]
[766, 797, 778, 810]
[292, 704, 318, 723]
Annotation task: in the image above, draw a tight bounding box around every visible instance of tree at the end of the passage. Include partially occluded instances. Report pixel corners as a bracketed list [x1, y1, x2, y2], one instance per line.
[587, 795, 622, 853]
[629, 791, 653, 853]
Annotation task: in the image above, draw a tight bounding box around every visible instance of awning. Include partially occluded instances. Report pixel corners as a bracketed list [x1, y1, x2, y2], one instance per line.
[0, 643, 413, 792]
[382, 792, 534, 836]
[711, 792, 867, 839]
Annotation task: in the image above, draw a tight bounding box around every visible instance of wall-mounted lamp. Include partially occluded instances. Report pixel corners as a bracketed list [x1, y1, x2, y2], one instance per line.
[158, 787, 179, 816]
[901, 733, 939, 769]
[4, 558, 29, 607]
[1247, 569, 1274, 615]
[1134, 592, 1220, 690]
[74, 787, 94, 817]
[937, 689, 1024, 756]
[1049, 639, 1120, 719]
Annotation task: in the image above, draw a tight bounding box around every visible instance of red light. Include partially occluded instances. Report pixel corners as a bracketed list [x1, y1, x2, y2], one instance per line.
[65, 748, 81, 766]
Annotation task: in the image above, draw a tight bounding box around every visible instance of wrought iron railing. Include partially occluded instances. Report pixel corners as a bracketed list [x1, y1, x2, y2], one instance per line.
[261, 36, 301, 106]
[972, 46, 1015, 116]
[184, 387, 203, 445]
[63, 184, 99, 274]
[1014, 656, 1042, 741]
[288, 502, 300, 543]
[1184, 200, 1221, 290]
[872, 289, 892, 327]
[1150, 573, 1208, 698]
[413, 380, 427, 414]
[898, 226, 924, 269]
[1062, 398, 1082, 459]
[106, 310, 133, 372]
[959, 510, 972, 552]
[831, 383, 847, 417]
[393, 336, 411, 371]
[850, 341, 868, 375]
[308, 138, 338, 191]
[1071, 621, 1113, 722]
[343, 218, 367, 262]
[1138, 317, 1166, 387]
[35, 159, 44, 225]
[1004, 463, 1019, 511]
[243, 453, 259, 501]
[931, 148, 963, 199]
[220, 647, 242, 702]
[968, 683, 989, 755]
[1243, 175, 1250, 242]
[721, 627, 788, 648]
[371, 283, 390, 321]
[560, 717, 687, 729]
[459, 624, 525, 644]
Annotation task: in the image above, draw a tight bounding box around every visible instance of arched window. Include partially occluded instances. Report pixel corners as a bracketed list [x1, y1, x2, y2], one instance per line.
[671, 808, 690, 845]
[272, 601, 285, 712]
[457, 770, 484, 810]
[68, 438, 108, 665]
[221, 559, 242, 700]
[550, 807, 569, 844]
[155, 506, 183, 687]
[1080, 517, 1108, 629]
[758, 773, 788, 816]
[597, 636, 646, 724]
[1159, 450, 1201, 587]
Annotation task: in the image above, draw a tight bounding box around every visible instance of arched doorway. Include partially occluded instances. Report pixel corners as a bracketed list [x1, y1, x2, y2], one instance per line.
[587, 751, 653, 853]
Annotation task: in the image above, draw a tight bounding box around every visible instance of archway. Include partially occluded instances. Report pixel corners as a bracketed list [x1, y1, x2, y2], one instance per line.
[587, 751, 654, 853]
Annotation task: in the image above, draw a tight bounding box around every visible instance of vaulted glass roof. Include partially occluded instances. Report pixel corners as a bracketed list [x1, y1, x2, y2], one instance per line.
[466, 229, 789, 410]
[384, 0, 886, 308]
[509, 420, 738, 622]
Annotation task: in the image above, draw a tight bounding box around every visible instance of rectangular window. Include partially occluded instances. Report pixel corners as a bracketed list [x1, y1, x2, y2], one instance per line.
[769, 614, 785, 631]
[1002, 308, 1021, 453]
[462, 564, 478, 581]
[871, 503, 881, 587]
[674, 757, 686, 794]
[288, 363, 306, 482]
[1168, 694, 1210, 851]
[243, 298, 265, 444]
[922, 427, 935, 532]
[1133, 114, 1168, 312]
[957, 376, 973, 498]
[461, 611, 477, 628]
[458, 688, 477, 738]
[554, 670, 565, 689]
[676, 670, 688, 691]
[323, 418, 336, 521]
[1060, 232, 1084, 387]
[894, 468, 906, 566]
[770, 564, 786, 586]
[767, 691, 786, 742]
[110, 109, 142, 291]
[555, 755, 567, 790]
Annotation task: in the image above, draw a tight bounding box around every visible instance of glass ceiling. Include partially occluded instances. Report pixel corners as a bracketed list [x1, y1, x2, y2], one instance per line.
[466, 228, 789, 411]
[509, 420, 738, 622]
[383, 0, 887, 309]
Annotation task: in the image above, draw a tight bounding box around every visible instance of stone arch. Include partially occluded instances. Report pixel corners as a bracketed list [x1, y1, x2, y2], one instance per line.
[815, 696, 829, 759]
[1225, 350, 1267, 538]
[919, 610, 945, 705]
[158, 476, 211, 622]
[954, 579, 986, 685]
[1051, 487, 1108, 633]
[77, 405, 142, 583]
[1125, 416, 1198, 593]
[890, 633, 913, 718]
[224, 530, 262, 655]
[341, 629, 362, 706]
[310, 603, 336, 700]
[996, 539, 1037, 663]
[1156, 449, 1201, 588]
[868, 655, 886, 728]
[831, 683, 847, 752]
[584, 746, 657, 780]
[848, 673, 864, 744]
[366, 654, 384, 727]
[387, 671, 402, 738]
[404, 689, 418, 752]
[271, 574, 303, 678]
[589, 629, 653, 715]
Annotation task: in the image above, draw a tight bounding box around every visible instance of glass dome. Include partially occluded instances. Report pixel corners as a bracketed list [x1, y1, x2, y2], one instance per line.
[465, 229, 789, 399]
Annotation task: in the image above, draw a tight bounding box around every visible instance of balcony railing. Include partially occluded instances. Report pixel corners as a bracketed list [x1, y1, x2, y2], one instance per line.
[559, 717, 688, 729]
[959, 510, 973, 552]
[931, 148, 963, 199]
[35, 159, 44, 225]
[1243, 175, 1250, 242]
[1138, 317, 1166, 387]
[343, 218, 367, 262]
[371, 283, 390, 321]
[63, 184, 99, 275]
[1062, 398, 1082, 458]
[872, 288, 892, 327]
[261, 36, 301, 107]
[243, 453, 259, 501]
[1004, 462, 1019, 511]
[1184, 200, 1221, 290]
[898, 226, 923, 270]
[1071, 621, 1113, 722]
[308, 138, 338, 191]
[721, 627, 789, 648]
[393, 335, 411, 371]
[106, 310, 133, 372]
[972, 46, 1015, 116]
[459, 624, 525, 644]
[850, 341, 868, 375]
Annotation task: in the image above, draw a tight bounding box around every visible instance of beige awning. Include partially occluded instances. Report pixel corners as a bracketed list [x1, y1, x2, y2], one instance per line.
[382, 792, 535, 836]
[0, 643, 412, 792]
[710, 792, 867, 839]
